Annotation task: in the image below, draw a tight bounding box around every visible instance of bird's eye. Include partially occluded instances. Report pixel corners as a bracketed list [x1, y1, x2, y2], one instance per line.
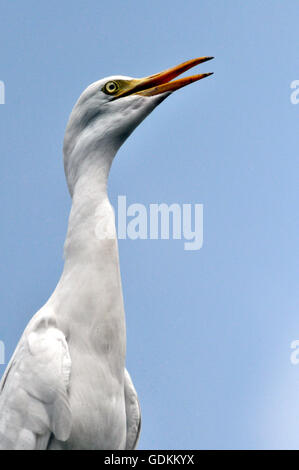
[103, 81, 119, 95]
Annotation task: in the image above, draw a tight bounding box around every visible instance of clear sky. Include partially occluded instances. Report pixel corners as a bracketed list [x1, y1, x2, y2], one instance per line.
[0, 0, 298, 449]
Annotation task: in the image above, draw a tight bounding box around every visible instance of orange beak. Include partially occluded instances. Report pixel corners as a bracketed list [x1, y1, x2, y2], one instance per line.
[117, 56, 214, 98]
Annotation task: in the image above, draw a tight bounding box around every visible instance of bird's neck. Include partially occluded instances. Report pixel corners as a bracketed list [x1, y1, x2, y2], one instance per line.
[64, 154, 115, 261]
[50, 151, 126, 366]
[63, 151, 121, 285]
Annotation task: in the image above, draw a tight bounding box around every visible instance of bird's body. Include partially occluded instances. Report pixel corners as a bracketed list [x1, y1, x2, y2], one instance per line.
[0, 141, 134, 450]
[0, 57, 212, 450]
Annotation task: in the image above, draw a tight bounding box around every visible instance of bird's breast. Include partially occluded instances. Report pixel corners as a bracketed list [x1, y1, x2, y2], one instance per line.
[53, 333, 127, 450]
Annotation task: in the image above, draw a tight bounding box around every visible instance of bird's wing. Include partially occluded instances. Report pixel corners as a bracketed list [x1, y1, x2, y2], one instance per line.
[124, 368, 141, 450]
[0, 318, 72, 450]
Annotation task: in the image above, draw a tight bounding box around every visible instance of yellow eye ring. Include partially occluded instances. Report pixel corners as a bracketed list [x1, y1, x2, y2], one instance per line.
[103, 81, 119, 95]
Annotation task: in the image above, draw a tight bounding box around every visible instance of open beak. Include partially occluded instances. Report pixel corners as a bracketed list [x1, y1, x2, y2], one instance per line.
[117, 56, 214, 98]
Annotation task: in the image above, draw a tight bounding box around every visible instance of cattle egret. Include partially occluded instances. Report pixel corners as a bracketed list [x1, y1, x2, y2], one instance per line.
[0, 57, 213, 450]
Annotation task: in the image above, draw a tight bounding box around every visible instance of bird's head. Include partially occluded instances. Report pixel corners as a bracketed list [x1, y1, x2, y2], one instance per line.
[63, 57, 213, 194]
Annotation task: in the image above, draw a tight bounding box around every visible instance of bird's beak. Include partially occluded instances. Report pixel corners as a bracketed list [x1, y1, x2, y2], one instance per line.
[116, 57, 214, 98]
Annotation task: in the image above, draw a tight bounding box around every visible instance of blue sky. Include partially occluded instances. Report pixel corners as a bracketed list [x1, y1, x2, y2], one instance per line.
[0, 0, 298, 449]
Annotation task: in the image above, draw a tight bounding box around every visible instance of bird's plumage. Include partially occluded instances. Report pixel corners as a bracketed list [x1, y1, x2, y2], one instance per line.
[0, 58, 212, 450]
[0, 309, 72, 449]
[0, 305, 140, 450]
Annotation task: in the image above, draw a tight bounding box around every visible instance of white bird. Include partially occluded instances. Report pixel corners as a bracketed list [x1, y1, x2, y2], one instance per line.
[0, 57, 213, 450]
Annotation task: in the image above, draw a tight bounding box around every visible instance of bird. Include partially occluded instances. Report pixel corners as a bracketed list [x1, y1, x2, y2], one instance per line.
[0, 56, 213, 450]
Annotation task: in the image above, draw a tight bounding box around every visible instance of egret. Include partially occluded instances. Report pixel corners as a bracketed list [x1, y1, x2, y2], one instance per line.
[0, 57, 213, 450]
